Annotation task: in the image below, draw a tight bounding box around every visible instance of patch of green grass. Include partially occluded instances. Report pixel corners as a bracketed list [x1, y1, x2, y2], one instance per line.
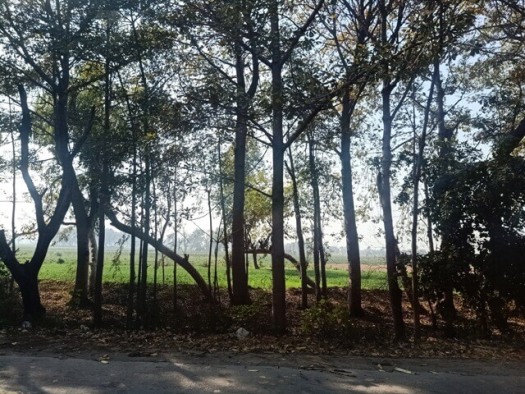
[29, 247, 388, 290]
[325, 255, 385, 265]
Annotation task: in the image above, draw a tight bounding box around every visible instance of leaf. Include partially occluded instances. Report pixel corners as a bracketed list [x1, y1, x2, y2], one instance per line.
[394, 367, 413, 375]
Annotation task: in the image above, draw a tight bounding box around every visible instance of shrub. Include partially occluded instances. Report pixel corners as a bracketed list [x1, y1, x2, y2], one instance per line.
[300, 300, 353, 339]
[0, 262, 19, 326]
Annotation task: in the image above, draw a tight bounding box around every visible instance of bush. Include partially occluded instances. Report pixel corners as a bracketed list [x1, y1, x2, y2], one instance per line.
[0, 262, 19, 326]
[419, 241, 525, 334]
[300, 300, 353, 339]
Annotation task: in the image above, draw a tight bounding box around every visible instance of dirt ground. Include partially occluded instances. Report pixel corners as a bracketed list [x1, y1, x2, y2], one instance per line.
[1, 280, 525, 363]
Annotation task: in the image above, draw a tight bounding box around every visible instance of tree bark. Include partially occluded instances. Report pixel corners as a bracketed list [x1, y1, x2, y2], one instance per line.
[410, 70, 436, 339]
[269, 0, 287, 334]
[379, 84, 405, 341]
[0, 85, 75, 322]
[285, 152, 309, 308]
[308, 135, 325, 300]
[340, 89, 363, 316]
[71, 183, 92, 307]
[230, 42, 250, 305]
[105, 209, 213, 301]
[434, 57, 457, 336]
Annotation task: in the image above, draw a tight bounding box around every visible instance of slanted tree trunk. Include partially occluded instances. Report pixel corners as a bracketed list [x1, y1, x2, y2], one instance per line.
[105, 209, 213, 301]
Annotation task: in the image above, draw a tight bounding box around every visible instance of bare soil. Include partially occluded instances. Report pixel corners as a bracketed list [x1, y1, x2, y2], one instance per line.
[1, 280, 525, 361]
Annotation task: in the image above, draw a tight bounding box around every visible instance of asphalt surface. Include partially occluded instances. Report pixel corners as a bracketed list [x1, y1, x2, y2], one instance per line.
[0, 350, 524, 393]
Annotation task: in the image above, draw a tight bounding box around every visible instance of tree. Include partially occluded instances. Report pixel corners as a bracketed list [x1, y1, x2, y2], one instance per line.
[0, 0, 103, 322]
[323, 0, 378, 316]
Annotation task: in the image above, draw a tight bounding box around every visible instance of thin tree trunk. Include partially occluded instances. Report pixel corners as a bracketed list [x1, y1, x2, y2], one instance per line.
[173, 167, 178, 311]
[71, 185, 91, 307]
[252, 252, 259, 269]
[207, 188, 213, 294]
[424, 181, 435, 253]
[105, 209, 213, 300]
[410, 72, 436, 340]
[380, 84, 405, 341]
[9, 119, 16, 294]
[93, 181, 106, 326]
[94, 36, 111, 325]
[88, 228, 97, 297]
[269, 0, 286, 333]
[340, 89, 363, 316]
[153, 176, 159, 304]
[308, 136, 324, 301]
[435, 56, 457, 336]
[217, 140, 233, 302]
[214, 222, 221, 300]
[285, 153, 308, 307]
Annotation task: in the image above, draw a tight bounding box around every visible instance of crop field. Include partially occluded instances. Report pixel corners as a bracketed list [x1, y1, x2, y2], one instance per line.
[17, 246, 388, 290]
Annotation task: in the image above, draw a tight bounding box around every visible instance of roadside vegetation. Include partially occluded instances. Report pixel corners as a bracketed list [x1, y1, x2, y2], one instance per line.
[0, 0, 524, 357]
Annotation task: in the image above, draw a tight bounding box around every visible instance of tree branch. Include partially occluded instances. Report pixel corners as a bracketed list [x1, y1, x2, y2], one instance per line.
[104, 208, 213, 301]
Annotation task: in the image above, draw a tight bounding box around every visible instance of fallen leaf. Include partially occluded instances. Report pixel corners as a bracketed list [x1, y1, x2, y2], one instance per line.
[394, 367, 413, 375]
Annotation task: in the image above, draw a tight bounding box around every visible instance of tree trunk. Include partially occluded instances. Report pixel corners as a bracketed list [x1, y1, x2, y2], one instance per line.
[217, 140, 233, 302]
[435, 57, 457, 336]
[71, 183, 91, 307]
[340, 89, 363, 316]
[380, 85, 405, 341]
[424, 181, 435, 253]
[18, 268, 46, 322]
[207, 188, 213, 293]
[0, 86, 75, 323]
[285, 152, 309, 308]
[410, 71, 436, 340]
[252, 252, 260, 269]
[308, 136, 324, 300]
[105, 209, 213, 300]
[230, 42, 250, 305]
[93, 184, 106, 326]
[269, 0, 286, 334]
[88, 228, 98, 297]
[0, 231, 46, 322]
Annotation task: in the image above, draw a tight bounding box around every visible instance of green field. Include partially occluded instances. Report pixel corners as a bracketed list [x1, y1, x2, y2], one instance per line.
[18, 246, 388, 290]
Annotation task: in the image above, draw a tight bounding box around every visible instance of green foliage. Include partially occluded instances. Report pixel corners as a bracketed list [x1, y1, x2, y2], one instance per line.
[227, 301, 270, 333]
[300, 300, 352, 339]
[423, 145, 525, 331]
[0, 263, 19, 326]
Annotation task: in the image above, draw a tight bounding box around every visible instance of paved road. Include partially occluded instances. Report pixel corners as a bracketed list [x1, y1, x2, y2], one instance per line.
[0, 351, 524, 393]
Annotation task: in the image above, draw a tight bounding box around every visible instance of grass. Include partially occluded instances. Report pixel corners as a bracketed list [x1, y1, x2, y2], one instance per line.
[18, 246, 388, 290]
